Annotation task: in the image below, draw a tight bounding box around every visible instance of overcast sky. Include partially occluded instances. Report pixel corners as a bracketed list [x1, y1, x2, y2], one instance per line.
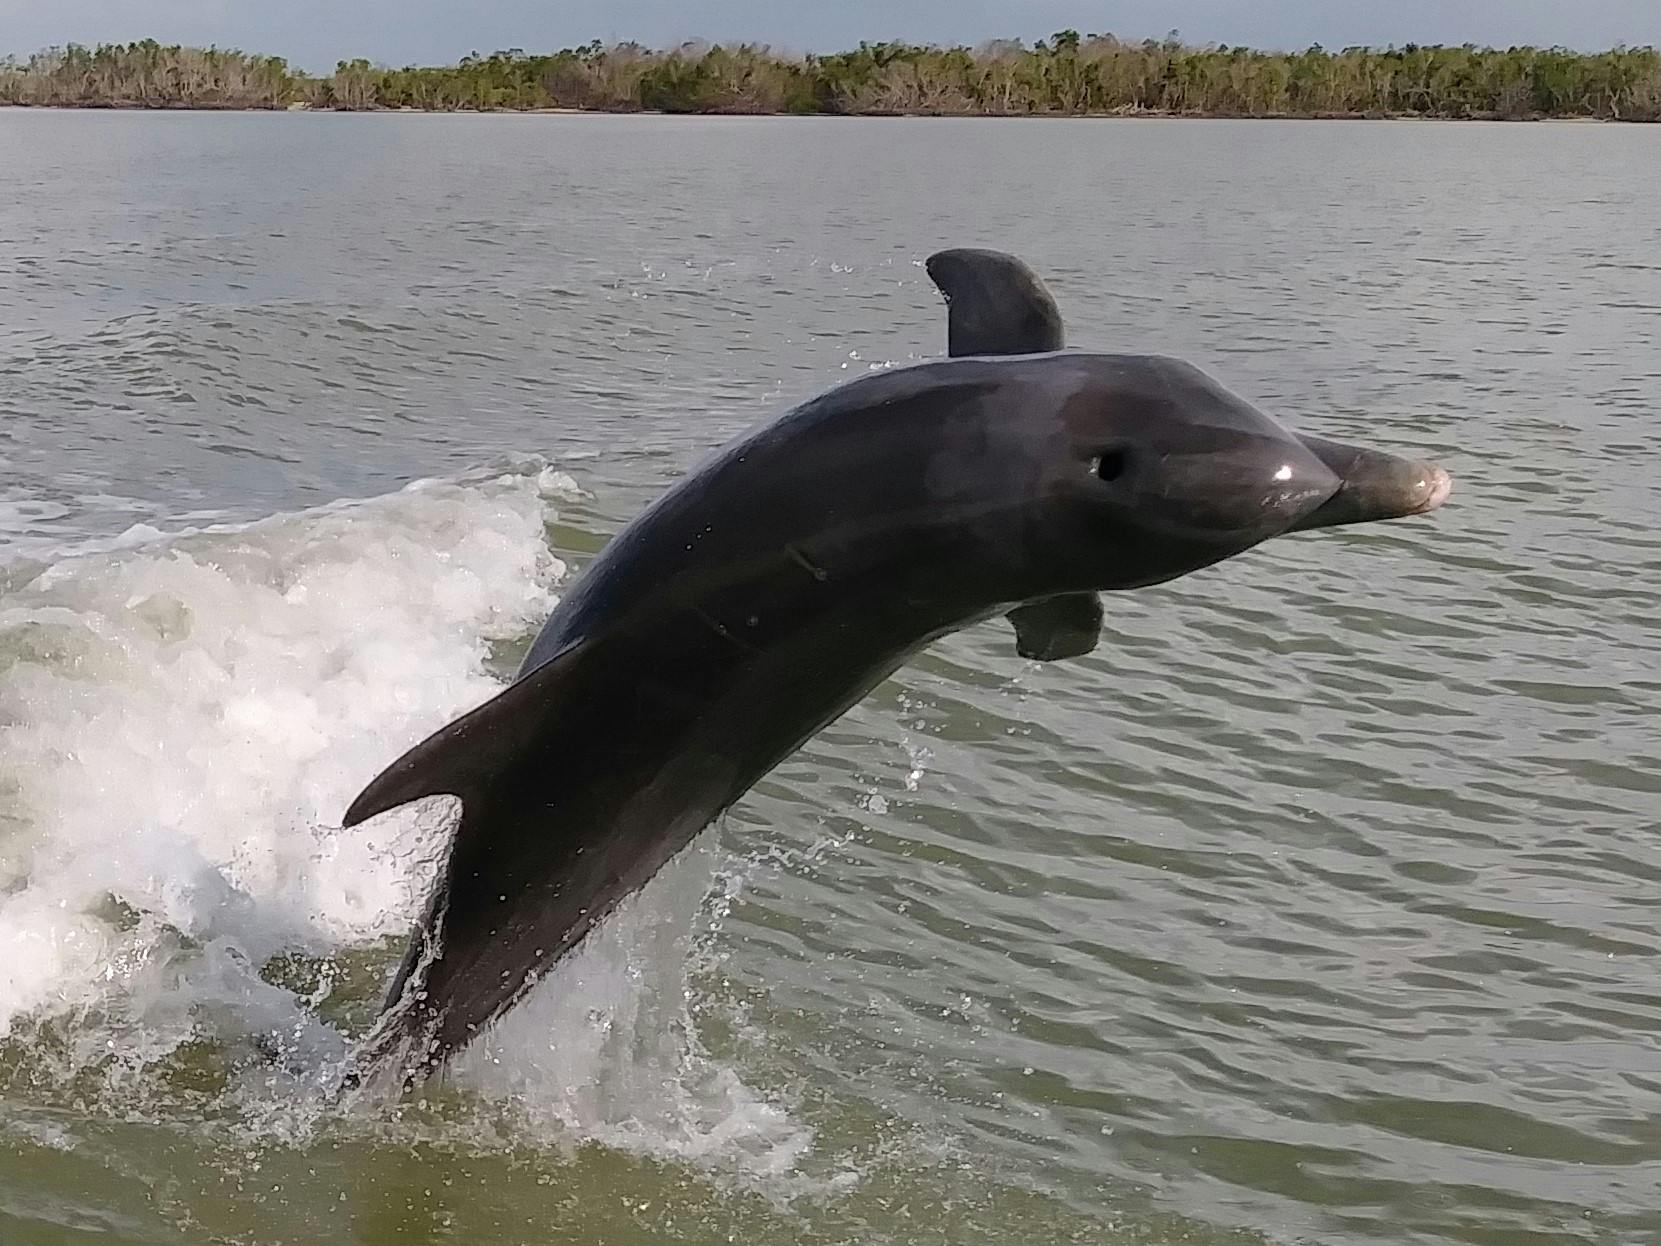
[5, 0, 1659, 74]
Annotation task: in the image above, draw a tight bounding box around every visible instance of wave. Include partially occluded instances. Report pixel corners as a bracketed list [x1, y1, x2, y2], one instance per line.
[0, 462, 811, 1180]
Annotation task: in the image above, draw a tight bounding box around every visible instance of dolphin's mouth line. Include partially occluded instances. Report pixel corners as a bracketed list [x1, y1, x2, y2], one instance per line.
[1284, 436, 1454, 534]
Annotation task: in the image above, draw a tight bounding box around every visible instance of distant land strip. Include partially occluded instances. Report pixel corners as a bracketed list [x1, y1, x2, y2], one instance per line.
[4, 35, 1660, 120]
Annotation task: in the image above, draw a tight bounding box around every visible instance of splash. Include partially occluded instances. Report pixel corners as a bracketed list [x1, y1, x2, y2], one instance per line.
[452, 836, 813, 1178]
[0, 466, 568, 1067]
[0, 462, 818, 1183]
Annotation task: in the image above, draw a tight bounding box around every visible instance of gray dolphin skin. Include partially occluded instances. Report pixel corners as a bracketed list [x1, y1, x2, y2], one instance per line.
[343, 251, 1453, 1085]
[926, 246, 1065, 357]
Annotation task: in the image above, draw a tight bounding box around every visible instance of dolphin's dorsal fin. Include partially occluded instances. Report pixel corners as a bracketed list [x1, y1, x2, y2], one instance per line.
[342, 638, 588, 828]
[925, 247, 1065, 357]
[926, 247, 1101, 663]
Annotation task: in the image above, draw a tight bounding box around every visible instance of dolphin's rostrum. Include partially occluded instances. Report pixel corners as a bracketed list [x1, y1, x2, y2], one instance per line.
[342, 250, 1452, 1085]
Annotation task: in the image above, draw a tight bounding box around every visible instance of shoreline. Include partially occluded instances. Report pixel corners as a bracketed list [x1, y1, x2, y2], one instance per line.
[0, 101, 1649, 123]
[9, 39, 1658, 122]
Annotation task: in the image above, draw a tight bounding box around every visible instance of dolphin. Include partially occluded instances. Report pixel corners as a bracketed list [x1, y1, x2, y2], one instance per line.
[343, 252, 1452, 1085]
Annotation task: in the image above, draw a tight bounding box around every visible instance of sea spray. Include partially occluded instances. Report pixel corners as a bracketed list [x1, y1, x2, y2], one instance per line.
[0, 461, 815, 1182]
[0, 466, 562, 1059]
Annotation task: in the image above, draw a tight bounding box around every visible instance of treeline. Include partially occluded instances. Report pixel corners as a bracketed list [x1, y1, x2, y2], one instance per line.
[5, 34, 1661, 120]
[0, 42, 293, 109]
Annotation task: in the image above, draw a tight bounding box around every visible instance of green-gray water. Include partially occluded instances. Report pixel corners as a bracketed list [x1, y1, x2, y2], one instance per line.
[1, 112, 1658, 1244]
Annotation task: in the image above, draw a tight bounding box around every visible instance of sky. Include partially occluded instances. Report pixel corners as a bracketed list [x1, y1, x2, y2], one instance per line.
[4, 0, 1660, 73]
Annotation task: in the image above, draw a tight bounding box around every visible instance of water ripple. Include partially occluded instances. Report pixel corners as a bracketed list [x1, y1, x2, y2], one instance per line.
[1, 111, 1659, 1245]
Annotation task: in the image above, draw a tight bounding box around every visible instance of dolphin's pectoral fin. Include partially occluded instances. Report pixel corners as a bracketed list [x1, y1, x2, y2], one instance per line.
[342, 638, 589, 829]
[1006, 593, 1103, 661]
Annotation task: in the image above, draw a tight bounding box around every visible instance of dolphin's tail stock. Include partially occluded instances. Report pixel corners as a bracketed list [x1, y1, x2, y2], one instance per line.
[338, 639, 591, 1090]
[338, 875, 454, 1092]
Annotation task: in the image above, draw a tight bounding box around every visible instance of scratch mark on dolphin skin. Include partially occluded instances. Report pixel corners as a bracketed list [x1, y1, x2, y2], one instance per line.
[786, 544, 830, 582]
[691, 606, 757, 651]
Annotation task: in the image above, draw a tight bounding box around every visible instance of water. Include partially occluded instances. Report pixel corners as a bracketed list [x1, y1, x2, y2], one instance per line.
[1, 110, 1658, 1245]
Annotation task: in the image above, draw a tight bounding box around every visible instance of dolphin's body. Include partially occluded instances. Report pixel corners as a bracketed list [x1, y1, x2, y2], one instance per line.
[344, 252, 1451, 1083]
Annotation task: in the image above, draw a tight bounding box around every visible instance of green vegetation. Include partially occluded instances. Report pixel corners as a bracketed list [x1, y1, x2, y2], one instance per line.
[0, 41, 295, 109]
[4, 34, 1661, 119]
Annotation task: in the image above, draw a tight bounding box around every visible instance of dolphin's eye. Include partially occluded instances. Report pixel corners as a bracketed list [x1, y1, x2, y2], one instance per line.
[1092, 448, 1130, 483]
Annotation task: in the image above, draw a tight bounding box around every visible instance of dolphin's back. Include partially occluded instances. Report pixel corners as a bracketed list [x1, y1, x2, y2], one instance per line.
[513, 354, 1081, 675]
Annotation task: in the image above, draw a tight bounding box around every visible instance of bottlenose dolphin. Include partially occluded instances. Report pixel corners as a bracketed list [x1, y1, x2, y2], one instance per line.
[344, 252, 1452, 1084]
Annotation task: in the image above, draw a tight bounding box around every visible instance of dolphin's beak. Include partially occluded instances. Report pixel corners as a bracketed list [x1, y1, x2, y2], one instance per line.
[1285, 434, 1453, 533]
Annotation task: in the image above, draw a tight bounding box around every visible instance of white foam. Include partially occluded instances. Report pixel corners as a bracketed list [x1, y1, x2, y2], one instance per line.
[0, 462, 815, 1181]
[0, 467, 569, 1056]
[0, 468, 554, 1021]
